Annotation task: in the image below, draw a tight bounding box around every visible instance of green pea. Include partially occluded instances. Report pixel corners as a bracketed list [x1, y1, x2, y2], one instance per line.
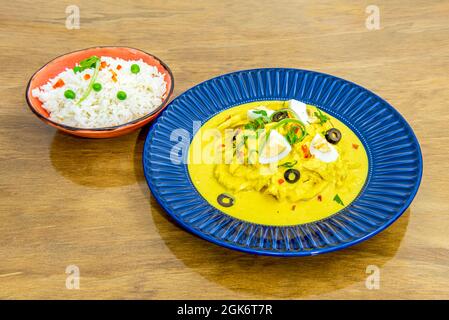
[117, 91, 127, 100]
[92, 83, 102, 92]
[64, 89, 76, 99]
[130, 64, 140, 74]
[73, 66, 81, 73]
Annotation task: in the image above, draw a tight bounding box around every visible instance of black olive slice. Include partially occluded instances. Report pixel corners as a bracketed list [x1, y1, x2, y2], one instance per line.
[284, 169, 300, 183]
[217, 193, 235, 207]
[325, 128, 342, 144]
[271, 111, 288, 122]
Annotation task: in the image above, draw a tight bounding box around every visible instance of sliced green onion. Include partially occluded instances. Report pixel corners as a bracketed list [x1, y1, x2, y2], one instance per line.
[268, 118, 306, 141]
[76, 60, 100, 105]
[259, 118, 307, 155]
[78, 56, 100, 71]
[278, 160, 297, 168]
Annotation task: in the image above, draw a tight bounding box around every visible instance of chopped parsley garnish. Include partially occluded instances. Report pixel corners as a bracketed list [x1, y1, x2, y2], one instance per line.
[278, 160, 297, 168]
[333, 194, 344, 206]
[314, 109, 329, 125]
[244, 116, 267, 131]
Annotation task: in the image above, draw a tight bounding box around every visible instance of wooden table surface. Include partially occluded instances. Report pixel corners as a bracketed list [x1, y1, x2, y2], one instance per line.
[1, 0, 448, 299]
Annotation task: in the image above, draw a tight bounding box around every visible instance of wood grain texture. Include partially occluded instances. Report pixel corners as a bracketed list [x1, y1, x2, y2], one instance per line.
[0, 0, 448, 299]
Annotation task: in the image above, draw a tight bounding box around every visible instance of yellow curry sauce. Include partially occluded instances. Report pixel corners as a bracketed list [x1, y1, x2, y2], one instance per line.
[188, 101, 368, 225]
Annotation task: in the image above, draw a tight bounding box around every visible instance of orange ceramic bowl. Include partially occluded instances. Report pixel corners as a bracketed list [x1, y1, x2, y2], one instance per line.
[26, 46, 174, 138]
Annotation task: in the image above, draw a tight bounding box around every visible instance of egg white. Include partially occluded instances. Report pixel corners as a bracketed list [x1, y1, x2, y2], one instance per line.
[309, 134, 339, 163]
[287, 99, 309, 124]
[258, 130, 292, 164]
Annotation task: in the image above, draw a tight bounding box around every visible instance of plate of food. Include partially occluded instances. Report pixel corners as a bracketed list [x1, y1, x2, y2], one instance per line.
[26, 46, 174, 138]
[143, 68, 422, 256]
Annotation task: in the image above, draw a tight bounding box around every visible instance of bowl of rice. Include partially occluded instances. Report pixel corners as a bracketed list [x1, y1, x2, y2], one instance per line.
[26, 46, 174, 138]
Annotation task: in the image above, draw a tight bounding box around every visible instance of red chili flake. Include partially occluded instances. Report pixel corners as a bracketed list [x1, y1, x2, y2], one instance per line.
[301, 144, 311, 158]
[83, 74, 91, 80]
[278, 179, 285, 185]
[100, 61, 108, 70]
[116, 65, 122, 70]
[291, 204, 296, 211]
[52, 79, 65, 89]
[317, 195, 322, 202]
[352, 143, 359, 150]
[112, 75, 117, 82]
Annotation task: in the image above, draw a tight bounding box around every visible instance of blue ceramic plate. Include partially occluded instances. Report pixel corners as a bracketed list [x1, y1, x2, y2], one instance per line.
[143, 68, 422, 256]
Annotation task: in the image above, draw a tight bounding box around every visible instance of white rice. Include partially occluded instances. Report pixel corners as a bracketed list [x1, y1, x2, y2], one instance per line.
[32, 56, 167, 128]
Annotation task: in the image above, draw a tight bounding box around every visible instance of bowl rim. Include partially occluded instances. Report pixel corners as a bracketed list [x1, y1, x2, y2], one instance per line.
[25, 46, 175, 132]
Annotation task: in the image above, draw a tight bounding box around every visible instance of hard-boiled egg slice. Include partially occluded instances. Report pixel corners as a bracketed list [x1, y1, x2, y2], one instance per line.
[309, 134, 339, 163]
[287, 99, 309, 124]
[247, 106, 274, 121]
[259, 130, 292, 164]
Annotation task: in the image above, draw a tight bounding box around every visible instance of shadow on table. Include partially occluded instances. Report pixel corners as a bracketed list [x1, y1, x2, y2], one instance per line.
[152, 202, 409, 298]
[134, 127, 410, 298]
[50, 130, 140, 188]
